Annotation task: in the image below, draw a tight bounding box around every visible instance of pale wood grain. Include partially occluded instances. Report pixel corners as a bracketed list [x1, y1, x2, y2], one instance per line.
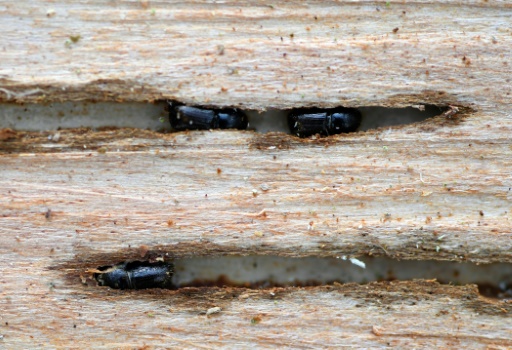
[1, 122, 512, 265]
[1, 124, 512, 347]
[1, 0, 512, 348]
[0, 0, 510, 109]
[2, 263, 512, 349]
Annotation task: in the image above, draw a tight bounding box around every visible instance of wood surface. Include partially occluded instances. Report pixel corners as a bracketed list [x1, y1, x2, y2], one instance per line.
[0, 0, 510, 109]
[1, 0, 512, 348]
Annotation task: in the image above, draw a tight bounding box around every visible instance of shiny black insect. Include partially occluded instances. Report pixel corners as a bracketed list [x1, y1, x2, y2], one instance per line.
[94, 261, 174, 290]
[288, 107, 362, 138]
[168, 102, 248, 131]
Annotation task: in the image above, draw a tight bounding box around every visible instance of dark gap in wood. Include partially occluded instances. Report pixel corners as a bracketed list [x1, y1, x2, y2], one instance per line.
[248, 104, 452, 135]
[0, 101, 456, 136]
[92, 256, 512, 299]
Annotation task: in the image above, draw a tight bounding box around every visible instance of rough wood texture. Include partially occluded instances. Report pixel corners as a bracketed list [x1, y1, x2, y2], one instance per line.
[0, 0, 510, 109]
[1, 0, 512, 348]
[2, 125, 512, 348]
[2, 278, 512, 349]
[2, 125, 512, 265]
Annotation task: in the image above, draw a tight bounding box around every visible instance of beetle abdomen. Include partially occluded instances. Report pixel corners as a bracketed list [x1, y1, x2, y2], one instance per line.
[95, 261, 174, 290]
[171, 106, 216, 131]
[288, 109, 329, 137]
[169, 102, 248, 131]
[288, 107, 361, 137]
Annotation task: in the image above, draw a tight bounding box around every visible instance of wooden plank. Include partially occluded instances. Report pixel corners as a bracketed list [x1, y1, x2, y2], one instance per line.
[1, 124, 512, 264]
[0, 0, 510, 109]
[1, 0, 512, 348]
[2, 124, 512, 347]
[1, 277, 511, 349]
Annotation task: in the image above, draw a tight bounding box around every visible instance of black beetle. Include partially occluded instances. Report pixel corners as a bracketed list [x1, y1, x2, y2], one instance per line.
[288, 107, 362, 137]
[94, 261, 174, 290]
[168, 101, 248, 131]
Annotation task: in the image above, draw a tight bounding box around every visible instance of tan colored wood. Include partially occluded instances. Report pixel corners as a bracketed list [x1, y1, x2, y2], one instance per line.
[0, 1, 510, 109]
[1, 0, 512, 348]
[1, 124, 512, 265]
[1, 124, 512, 347]
[1, 277, 511, 349]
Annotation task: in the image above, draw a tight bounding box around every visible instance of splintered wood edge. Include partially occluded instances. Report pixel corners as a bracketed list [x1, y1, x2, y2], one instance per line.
[0, 1, 510, 109]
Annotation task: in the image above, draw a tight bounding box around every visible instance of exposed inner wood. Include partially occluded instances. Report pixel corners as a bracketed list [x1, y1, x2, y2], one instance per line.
[2, 111, 511, 267]
[1, 0, 512, 348]
[0, 1, 510, 109]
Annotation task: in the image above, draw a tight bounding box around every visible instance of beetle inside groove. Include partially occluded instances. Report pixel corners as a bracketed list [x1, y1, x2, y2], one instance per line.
[168, 101, 248, 131]
[166, 102, 454, 137]
[94, 261, 174, 290]
[91, 256, 512, 299]
[0, 102, 455, 133]
[168, 101, 365, 137]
